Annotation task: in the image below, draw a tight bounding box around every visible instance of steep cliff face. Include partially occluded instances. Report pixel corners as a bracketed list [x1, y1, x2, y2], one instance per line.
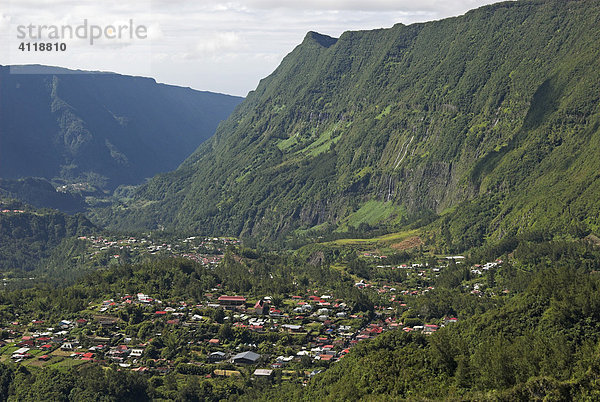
[0, 66, 242, 190]
[99, 0, 600, 246]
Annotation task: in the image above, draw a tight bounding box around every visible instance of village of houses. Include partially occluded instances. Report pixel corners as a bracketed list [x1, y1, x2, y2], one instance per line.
[0, 291, 440, 380]
[2, 235, 235, 288]
[77, 234, 238, 267]
[0, 228, 507, 385]
[0, 245, 505, 385]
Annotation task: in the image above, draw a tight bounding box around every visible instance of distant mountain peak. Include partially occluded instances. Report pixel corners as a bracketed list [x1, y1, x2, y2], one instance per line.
[304, 31, 338, 48]
[3, 64, 116, 75]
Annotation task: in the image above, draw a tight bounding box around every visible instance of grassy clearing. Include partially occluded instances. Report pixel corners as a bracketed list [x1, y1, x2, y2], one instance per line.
[47, 358, 88, 371]
[306, 134, 342, 157]
[294, 222, 330, 236]
[291, 123, 343, 157]
[325, 229, 420, 248]
[23, 355, 64, 368]
[277, 135, 300, 151]
[375, 105, 392, 120]
[337, 201, 405, 232]
[51, 349, 76, 357]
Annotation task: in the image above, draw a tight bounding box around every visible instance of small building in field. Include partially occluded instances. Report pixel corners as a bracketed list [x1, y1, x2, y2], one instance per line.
[253, 299, 268, 315]
[208, 351, 227, 362]
[253, 369, 273, 378]
[130, 349, 144, 358]
[218, 296, 246, 309]
[214, 369, 241, 377]
[231, 351, 261, 365]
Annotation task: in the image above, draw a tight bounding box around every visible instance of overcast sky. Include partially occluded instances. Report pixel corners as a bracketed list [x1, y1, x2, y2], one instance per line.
[1, 0, 502, 96]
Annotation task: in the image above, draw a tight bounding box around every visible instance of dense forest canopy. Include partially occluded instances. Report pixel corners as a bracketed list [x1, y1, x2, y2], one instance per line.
[1, 0, 600, 401]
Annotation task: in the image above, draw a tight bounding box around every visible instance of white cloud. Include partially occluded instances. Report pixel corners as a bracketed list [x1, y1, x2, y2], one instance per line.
[195, 32, 243, 56]
[0, 13, 11, 31]
[238, 0, 480, 12]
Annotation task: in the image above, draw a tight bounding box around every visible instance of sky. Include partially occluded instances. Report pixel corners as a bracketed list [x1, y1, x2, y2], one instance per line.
[1, 0, 502, 97]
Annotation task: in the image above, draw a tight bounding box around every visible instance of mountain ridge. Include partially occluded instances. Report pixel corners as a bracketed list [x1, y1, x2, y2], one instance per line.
[95, 0, 600, 250]
[0, 65, 243, 191]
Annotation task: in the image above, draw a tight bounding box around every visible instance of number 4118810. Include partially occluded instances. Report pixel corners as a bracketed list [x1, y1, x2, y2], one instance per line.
[18, 42, 67, 51]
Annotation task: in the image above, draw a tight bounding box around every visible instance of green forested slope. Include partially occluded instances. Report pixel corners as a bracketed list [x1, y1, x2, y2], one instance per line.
[98, 0, 600, 248]
[0, 66, 242, 190]
[0, 198, 95, 272]
[0, 177, 88, 214]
